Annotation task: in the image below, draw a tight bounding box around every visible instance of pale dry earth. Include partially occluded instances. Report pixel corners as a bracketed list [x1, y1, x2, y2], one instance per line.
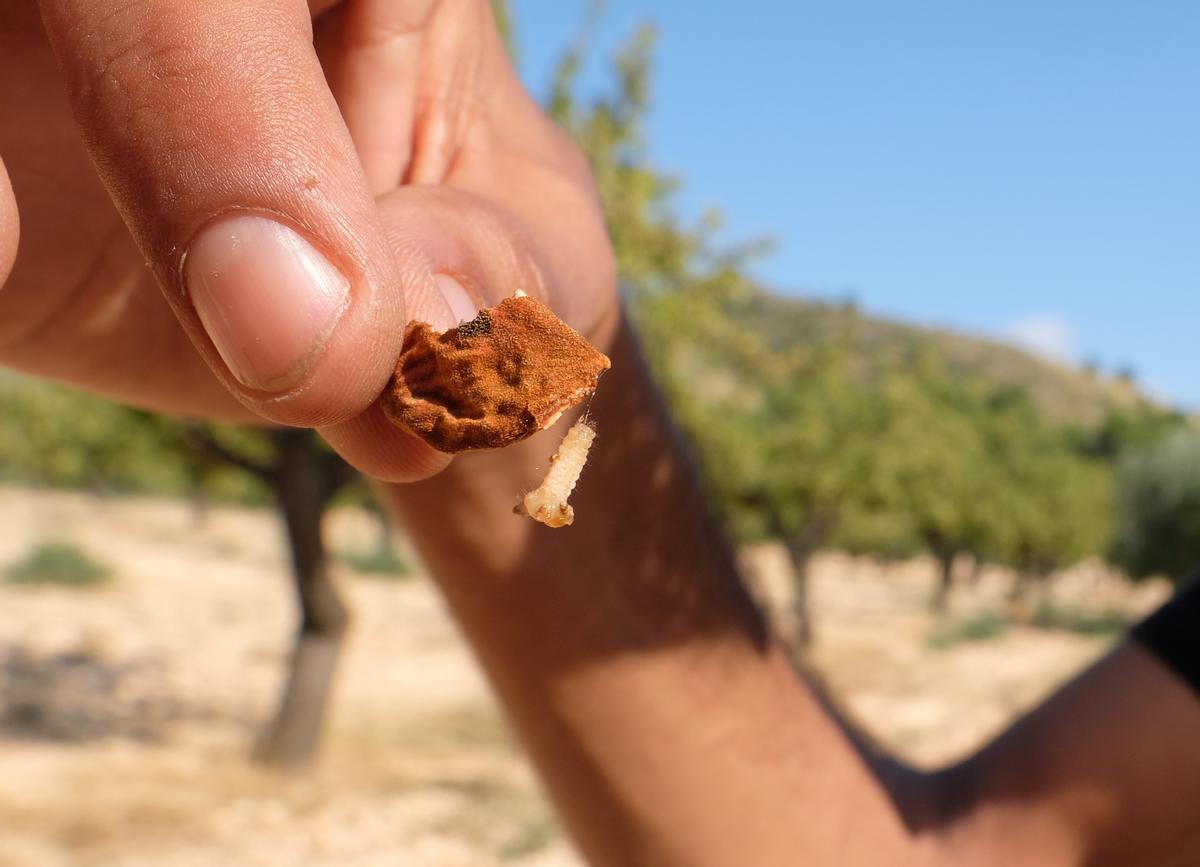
[0, 488, 1171, 866]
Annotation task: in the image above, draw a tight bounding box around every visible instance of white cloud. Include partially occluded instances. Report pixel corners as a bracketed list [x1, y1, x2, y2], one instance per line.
[1005, 315, 1074, 362]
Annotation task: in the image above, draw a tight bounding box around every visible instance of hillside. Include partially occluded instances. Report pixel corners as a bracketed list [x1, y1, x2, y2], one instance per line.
[731, 292, 1150, 426]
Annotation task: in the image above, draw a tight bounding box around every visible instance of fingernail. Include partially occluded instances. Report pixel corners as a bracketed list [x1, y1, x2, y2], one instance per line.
[434, 273, 479, 330]
[185, 215, 350, 391]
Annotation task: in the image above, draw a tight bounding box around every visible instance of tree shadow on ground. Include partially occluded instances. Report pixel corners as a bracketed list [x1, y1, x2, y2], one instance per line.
[0, 642, 194, 743]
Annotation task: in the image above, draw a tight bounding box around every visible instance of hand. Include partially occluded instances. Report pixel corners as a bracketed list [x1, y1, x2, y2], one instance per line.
[0, 0, 618, 480]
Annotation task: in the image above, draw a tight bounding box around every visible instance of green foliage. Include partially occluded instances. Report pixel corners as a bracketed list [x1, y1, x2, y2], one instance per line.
[1029, 602, 1127, 636]
[927, 602, 1125, 649]
[682, 341, 878, 552]
[869, 361, 1000, 566]
[927, 612, 1009, 649]
[491, 0, 516, 61]
[1112, 428, 1200, 582]
[833, 358, 1111, 582]
[5, 540, 111, 588]
[1073, 406, 1188, 460]
[182, 422, 275, 505]
[971, 387, 1113, 579]
[545, 16, 749, 325]
[0, 378, 190, 494]
[0, 375, 272, 505]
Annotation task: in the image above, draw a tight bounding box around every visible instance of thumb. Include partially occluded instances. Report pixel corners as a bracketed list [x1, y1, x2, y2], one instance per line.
[37, 0, 457, 429]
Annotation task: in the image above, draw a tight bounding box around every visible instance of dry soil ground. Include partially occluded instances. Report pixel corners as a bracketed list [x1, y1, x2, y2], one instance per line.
[0, 488, 1172, 866]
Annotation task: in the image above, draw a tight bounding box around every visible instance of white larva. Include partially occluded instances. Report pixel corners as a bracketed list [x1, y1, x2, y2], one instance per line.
[514, 418, 597, 528]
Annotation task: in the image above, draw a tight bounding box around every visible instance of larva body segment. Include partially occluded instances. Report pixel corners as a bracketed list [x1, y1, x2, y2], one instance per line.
[515, 419, 597, 528]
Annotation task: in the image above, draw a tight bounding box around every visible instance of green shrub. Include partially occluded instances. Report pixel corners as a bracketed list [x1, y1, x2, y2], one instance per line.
[1030, 602, 1127, 636]
[1112, 429, 1200, 583]
[927, 611, 1008, 649]
[499, 815, 556, 861]
[5, 540, 111, 588]
[341, 545, 410, 579]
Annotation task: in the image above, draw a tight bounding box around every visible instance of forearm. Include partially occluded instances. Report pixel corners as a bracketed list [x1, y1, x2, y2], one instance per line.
[383, 311, 930, 866]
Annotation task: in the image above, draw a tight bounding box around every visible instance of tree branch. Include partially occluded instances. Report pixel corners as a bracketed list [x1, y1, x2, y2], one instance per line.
[182, 424, 277, 483]
[319, 446, 359, 504]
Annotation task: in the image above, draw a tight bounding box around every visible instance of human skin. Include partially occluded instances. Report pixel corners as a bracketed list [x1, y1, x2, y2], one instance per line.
[2, 2, 1200, 865]
[0, 0, 615, 478]
[387, 320, 1200, 866]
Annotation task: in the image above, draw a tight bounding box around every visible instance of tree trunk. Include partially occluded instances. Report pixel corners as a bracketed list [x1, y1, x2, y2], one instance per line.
[1008, 563, 1054, 619]
[188, 486, 211, 529]
[773, 511, 839, 654]
[783, 541, 815, 650]
[1010, 567, 1036, 603]
[370, 499, 394, 557]
[930, 548, 956, 612]
[255, 430, 349, 769]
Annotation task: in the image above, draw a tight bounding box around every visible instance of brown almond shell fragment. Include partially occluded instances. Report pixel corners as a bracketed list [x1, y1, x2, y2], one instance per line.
[381, 295, 610, 453]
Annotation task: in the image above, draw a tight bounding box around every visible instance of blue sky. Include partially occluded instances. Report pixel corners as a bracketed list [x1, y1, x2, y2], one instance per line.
[510, 1, 1199, 409]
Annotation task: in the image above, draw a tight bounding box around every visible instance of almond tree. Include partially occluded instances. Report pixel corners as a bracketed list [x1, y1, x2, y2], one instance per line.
[183, 424, 359, 768]
[1113, 428, 1200, 583]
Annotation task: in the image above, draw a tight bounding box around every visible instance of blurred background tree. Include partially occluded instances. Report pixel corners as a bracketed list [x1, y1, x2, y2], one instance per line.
[182, 424, 362, 768]
[1112, 428, 1200, 584]
[868, 362, 1002, 611]
[0, 374, 367, 768]
[683, 341, 879, 646]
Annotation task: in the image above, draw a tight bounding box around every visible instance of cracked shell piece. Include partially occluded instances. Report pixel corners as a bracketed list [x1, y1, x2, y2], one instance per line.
[381, 294, 611, 453]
